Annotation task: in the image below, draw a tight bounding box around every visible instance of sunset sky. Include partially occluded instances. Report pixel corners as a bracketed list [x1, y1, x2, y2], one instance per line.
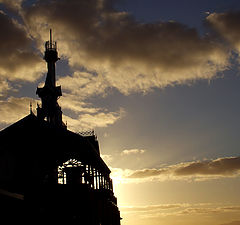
[0, 0, 240, 225]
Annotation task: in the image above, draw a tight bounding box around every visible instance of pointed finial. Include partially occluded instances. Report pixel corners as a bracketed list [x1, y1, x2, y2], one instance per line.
[30, 101, 33, 114]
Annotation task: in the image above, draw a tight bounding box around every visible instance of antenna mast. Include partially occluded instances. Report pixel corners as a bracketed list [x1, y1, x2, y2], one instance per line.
[50, 29, 52, 48]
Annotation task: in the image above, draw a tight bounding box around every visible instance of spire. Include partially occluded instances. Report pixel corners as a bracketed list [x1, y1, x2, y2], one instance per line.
[36, 29, 65, 128]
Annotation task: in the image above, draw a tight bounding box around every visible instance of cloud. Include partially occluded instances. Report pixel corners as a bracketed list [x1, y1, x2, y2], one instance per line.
[0, 10, 43, 82]
[120, 203, 240, 219]
[62, 108, 125, 131]
[178, 205, 240, 216]
[220, 221, 240, 225]
[126, 168, 167, 179]
[0, 97, 36, 126]
[56, 85, 125, 131]
[59, 93, 100, 114]
[0, 75, 123, 130]
[207, 11, 240, 52]
[110, 157, 240, 183]
[101, 154, 113, 164]
[0, 0, 23, 11]
[58, 71, 109, 100]
[121, 149, 146, 156]
[0, 96, 122, 132]
[1, 1, 238, 130]
[206, 10, 240, 67]
[120, 203, 187, 214]
[22, 0, 229, 96]
[0, 78, 10, 97]
[174, 157, 240, 176]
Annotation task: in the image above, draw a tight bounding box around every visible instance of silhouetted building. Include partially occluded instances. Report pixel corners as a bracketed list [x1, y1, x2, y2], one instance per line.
[0, 30, 121, 225]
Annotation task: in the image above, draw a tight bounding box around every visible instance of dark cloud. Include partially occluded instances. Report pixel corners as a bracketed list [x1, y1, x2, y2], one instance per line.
[207, 11, 240, 52]
[125, 157, 240, 180]
[22, 0, 229, 94]
[0, 11, 43, 81]
[0, 0, 23, 11]
[174, 157, 240, 176]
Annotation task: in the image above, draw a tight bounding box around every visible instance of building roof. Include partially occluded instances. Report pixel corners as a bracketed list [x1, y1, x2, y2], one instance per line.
[0, 113, 110, 189]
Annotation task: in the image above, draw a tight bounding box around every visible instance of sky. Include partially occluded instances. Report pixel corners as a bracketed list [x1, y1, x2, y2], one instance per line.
[0, 0, 240, 225]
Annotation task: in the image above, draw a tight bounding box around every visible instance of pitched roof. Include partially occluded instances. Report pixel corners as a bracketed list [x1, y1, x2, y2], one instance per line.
[0, 113, 110, 174]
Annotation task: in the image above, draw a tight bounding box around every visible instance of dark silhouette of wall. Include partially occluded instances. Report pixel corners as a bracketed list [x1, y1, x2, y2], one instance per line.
[0, 113, 121, 224]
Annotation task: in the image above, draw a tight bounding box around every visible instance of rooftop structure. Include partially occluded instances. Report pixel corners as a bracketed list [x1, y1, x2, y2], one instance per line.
[0, 30, 121, 225]
[36, 29, 63, 127]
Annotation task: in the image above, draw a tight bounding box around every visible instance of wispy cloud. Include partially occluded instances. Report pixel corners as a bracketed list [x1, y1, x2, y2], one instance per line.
[220, 221, 240, 225]
[120, 203, 188, 214]
[0, 94, 124, 132]
[58, 71, 109, 100]
[101, 154, 113, 164]
[62, 108, 125, 132]
[0, 78, 10, 97]
[59, 93, 100, 114]
[121, 149, 146, 156]
[120, 203, 240, 219]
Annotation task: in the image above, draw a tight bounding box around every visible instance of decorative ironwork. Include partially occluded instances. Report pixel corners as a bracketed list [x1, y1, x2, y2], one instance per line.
[78, 130, 95, 136]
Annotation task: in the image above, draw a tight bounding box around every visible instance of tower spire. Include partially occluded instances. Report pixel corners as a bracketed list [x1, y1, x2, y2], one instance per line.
[36, 29, 64, 128]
